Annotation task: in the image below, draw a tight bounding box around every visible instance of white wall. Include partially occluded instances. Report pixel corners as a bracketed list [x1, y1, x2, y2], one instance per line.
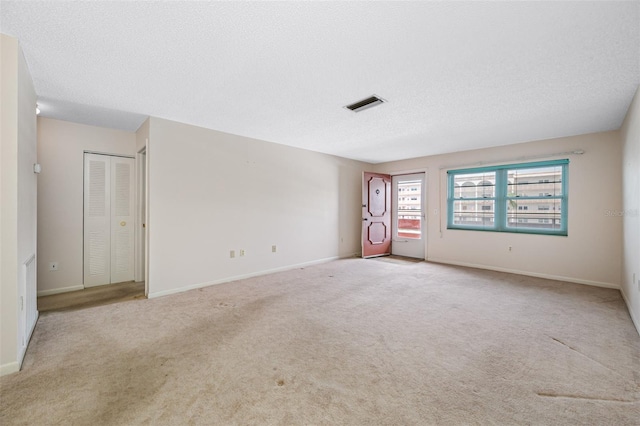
[1, 34, 37, 375]
[37, 118, 136, 295]
[375, 131, 623, 288]
[146, 117, 368, 297]
[620, 86, 640, 333]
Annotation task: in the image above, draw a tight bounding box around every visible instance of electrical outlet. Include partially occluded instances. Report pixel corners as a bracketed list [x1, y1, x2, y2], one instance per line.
[272, 245, 277, 253]
[49, 262, 59, 271]
[240, 249, 245, 257]
[230, 250, 235, 259]
[508, 246, 512, 252]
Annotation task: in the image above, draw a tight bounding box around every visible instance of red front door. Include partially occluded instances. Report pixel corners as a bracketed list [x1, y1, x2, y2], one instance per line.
[362, 172, 392, 258]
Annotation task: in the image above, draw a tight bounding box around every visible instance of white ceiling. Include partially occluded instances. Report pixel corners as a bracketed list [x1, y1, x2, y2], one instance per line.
[1, 1, 638, 163]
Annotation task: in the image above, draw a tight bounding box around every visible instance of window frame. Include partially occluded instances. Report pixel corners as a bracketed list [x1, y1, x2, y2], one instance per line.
[447, 159, 568, 236]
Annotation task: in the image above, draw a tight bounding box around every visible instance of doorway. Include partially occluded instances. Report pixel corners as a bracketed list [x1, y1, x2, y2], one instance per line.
[362, 172, 392, 258]
[391, 173, 425, 259]
[83, 153, 135, 287]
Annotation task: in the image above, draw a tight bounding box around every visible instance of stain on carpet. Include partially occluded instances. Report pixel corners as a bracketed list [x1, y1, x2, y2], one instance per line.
[536, 392, 636, 403]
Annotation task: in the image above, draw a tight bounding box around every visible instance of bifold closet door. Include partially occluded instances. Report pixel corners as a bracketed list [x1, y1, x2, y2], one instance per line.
[84, 153, 135, 287]
[109, 156, 135, 283]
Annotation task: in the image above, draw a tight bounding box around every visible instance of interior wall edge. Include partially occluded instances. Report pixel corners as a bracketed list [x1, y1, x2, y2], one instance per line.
[620, 287, 640, 336]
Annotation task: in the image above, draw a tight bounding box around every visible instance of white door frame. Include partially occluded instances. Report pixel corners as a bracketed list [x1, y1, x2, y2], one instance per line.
[135, 144, 149, 297]
[135, 147, 146, 284]
[390, 170, 427, 259]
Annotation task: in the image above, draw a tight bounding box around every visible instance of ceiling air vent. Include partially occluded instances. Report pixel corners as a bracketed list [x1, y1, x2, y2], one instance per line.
[344, 95, 386, 112]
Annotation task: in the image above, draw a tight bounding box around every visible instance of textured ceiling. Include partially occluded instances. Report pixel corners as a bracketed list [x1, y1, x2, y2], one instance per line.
[1, 1, 638, 163]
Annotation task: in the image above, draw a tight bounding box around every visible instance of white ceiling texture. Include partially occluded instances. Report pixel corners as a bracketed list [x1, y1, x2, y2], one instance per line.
[1, 1, 638, 163]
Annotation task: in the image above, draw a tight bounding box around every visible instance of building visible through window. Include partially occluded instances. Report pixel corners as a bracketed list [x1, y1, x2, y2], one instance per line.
[447, 160, 568, 235]
[397, 180, 422, 239]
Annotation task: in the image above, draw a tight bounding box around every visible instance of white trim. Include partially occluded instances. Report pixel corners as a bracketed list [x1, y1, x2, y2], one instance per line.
[83, 150, 134, 159]
[28, 312, 38, 344]
[23, 253, 35, 266]
[426, 258, 620, 289]
[620, 287, 640, 336]
[19, 254, 38, 369]
[0, 362, 20, 377]
[135, 147, 146, 283]
[148, 256, 342, 299]
[37, 285, 84, 297]
[144, 139, 150, 297]
[18, 311, 38, 368]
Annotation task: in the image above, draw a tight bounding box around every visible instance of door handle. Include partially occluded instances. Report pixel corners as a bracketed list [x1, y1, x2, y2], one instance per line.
[362, 218, 368, 221]
[120, 221, 126, 226]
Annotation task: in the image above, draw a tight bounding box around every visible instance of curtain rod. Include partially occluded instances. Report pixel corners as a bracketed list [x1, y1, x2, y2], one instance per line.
[438, 150, 585, 171]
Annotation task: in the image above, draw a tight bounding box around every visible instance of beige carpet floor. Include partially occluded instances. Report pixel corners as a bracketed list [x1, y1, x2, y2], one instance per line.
[1, 258, 639, 425]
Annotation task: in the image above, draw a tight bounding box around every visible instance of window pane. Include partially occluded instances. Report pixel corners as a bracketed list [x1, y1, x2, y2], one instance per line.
[506, 199, 562, 230]
[507, 166, 562, 198]
[452, 200, 494, 227]
[397, 180, 421, 239]
[452, 172, 496, 199]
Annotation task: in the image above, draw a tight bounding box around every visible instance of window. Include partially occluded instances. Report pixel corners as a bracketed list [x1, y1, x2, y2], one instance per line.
[447, 160, 568, 235]
[396, 179, 423, 239]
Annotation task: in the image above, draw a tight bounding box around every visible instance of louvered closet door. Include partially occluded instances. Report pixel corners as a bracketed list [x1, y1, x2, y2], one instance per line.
[110, 156, 135, 283]
[83, 154, 135, 287]
[84, 154, 111, 286]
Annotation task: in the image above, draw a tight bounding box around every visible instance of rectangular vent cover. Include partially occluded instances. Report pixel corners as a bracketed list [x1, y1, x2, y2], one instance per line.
[344, 95, 386, 112]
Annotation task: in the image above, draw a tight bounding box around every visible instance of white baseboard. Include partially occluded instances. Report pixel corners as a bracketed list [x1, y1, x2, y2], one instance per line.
[0, 362, 20, 377]
[37, 285, 84, 297]
[620, 287, 640, 337]
[426, 258, 620, 289]
[148, 256, 342, 299]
